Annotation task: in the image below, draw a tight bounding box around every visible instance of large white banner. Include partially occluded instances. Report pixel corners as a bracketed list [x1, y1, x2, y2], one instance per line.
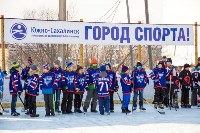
[4, 19, 194, 45]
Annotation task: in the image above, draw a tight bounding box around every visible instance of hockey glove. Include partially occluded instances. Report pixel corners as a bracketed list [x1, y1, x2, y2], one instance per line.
[63, 86, 68, 91]
[75, 88, 80, 92]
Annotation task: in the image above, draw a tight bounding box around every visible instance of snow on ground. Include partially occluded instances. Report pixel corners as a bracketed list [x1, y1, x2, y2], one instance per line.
[0, 105, 200, 133]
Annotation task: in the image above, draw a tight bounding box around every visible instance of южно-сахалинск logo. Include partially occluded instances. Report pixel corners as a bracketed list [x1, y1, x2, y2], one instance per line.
[10, 23, 27, 40]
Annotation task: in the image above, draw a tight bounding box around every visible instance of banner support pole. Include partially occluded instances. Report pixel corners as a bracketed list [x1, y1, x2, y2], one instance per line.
[80, 19, 84, 67]
[1, 15, 5, 71]
[195, 22, 198, 65]
[137, 21, 142, 62]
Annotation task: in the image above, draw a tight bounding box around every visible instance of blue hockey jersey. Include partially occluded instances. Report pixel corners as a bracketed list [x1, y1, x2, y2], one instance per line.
[0, 72, 5, 86]
[25, 74, 39, 96]
[40, 72, 58, 94]
[75, 73, 88, 94]
[51, 67, 63, 90]
[21, 66, 30, 80]
[106, 70, 119, 92]
[132, 69, 148, 90]
[9, 68, 23, 95]
[62, 70, 76, 92]
[95, 74, 111, 97]
[150, 68, 167, 88]
[86, 68, 100, 90]
[120, 73, 132, 94]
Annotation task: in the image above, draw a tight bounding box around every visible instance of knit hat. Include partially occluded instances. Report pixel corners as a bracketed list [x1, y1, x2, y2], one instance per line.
[184, 63, 190, 69]
[100, 65, 106, 72]
[66, 61, 74, 68]
[162, 56, 167, 59]
[136, 62, 142, 67]
[12, 61, 20, 69]
[91, 58, 97, 64]
[105, 62, 112, 69]
[30, 64, 37, 70]
[43, 63, 50, 70]
[167, 58, 172, 63]
[54, 59, 60, 66]
[122, 64, 128, 72]
[28, 57, 32, 65]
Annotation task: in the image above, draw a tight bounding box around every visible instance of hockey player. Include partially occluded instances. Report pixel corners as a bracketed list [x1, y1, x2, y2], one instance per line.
[165, 58, 179, 108]
[0, 67, 5, 115]
[105, 62, 119, 112]
[120, 64, 132, 113]
[179, 64, 192, 108]
[132, 62, 149, 111]
[24, 64, 39, 117]
[150, 61, 168, 109]
[51, 60, 63, 113]
[21, 57, 33, 112]
[61, 61, 76, 114]
[83, 58, 100, 113]
[95, 65, 111, 115]
[191, 66, 200, 107]
[74, 65, 87, 113]
[9, 61, 23, 116]
[40, 63, 58, 116]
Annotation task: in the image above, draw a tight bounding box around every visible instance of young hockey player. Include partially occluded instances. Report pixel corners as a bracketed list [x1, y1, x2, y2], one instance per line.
[165, 58, 179, 108]
[120, 64, 132, 113]
[132, 62, 149, 111]
[150, 61, 168, 109]
[21, 57, 33, 112]
[9, 61, 23, 116]
[24, 64, 39, 117]
[95, 65, 111, 115]
[74, 65, 87, 113]
[61, 61, 76, 114]
[105, 62, 119, 112]
[0, 67, 5, 115]
[40, 63, 57, 116]
[191, 66, 200, 107]
[83, 58, 100, 113]
[179, 64, 192, 108]
[51, 60, 63, 113]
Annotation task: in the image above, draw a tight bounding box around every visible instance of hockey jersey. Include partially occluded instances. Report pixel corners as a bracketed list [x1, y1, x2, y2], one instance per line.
[106, 70, 119, 92]
[9, 68, 23, 95]
[132, 69, 149, 90]
[51, 67, 63, 90]
[86, 68, 100, 90]
[21, 66, 30, 80]
[25, 74, 39, 96]
[95, 73, 111, 97]
[0, 72, 4, 86]
[166, 65, 179, 85]
[75, 73, 88, 94]
[120, 73, 132, 94]
[40, 72, 57, 94]
[150, 68, 168, 88]
[179, 69, 192, 87]
[62, 70, 76, 92]
[192, 69, 200, 88]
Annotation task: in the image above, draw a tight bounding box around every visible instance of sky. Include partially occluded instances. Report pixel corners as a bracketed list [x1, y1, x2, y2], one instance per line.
[0, 0, 200, 65]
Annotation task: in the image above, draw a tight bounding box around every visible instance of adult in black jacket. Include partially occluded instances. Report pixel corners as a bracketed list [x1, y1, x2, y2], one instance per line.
[179, 64, 192, 108]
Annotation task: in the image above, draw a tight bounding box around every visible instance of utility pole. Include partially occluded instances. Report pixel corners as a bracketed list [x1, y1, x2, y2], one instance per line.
[144, 0, 153, 69]
[195, 22, 198, 65]
[59, 0, 66, 68]
[1, 15, 5, 71]
[126, 0, 134, 70]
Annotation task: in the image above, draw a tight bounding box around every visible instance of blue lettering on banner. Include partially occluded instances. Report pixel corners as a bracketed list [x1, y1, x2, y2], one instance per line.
[135, 27, 190, 43]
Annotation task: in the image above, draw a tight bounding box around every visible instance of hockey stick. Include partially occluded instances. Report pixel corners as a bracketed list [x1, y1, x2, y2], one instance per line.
[116, 91, 127, 115]
[143, 98, 165, 115]
[0, 103, 9, 113]
[169, 75, 172, 110]
[18, 94, 25, 107]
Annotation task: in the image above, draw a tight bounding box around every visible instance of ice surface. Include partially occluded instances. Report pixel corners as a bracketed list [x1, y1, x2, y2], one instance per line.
[0, 105, 200, 133]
